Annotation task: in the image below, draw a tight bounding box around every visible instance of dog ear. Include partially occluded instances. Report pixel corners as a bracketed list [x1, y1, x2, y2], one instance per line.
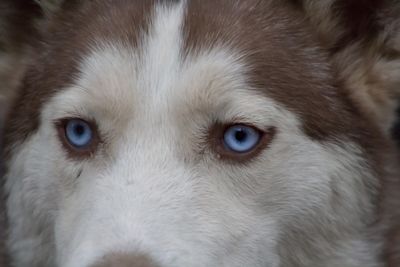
[0, 2, 64, 264]
[292, 3, 400, 266]
[0, 0, 65, 120]
[291, 0, 385, 48]
[34, 0, 64, 16]
[293, 0, 400, 134]
[0, 0, 40, 125]
[0, 0, 64, 166]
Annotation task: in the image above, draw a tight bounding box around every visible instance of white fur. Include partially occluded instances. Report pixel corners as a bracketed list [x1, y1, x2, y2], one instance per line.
[5, 2, 382, 267]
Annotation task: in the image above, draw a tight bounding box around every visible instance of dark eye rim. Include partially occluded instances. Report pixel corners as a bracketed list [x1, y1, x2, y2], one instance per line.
[55, 117, 101, 158]
[209, 122, 276, 163]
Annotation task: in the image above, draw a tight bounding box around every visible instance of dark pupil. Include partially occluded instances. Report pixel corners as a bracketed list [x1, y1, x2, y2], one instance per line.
[74, 124, 85, 136]
[234, 129, 247, 142]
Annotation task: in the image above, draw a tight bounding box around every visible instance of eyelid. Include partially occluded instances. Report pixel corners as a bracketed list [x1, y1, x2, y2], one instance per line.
[218, 116, 272, 133]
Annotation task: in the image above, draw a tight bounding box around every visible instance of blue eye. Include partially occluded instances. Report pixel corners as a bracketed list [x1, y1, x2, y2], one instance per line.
[223, 125, 261, 153]
[65, 119, 93, 148]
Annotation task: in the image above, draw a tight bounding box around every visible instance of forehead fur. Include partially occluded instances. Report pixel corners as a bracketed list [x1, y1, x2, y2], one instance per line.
[3, 0, 384, 163]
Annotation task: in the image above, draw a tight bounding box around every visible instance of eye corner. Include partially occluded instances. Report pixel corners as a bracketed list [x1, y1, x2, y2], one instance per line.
[54, 117, 101, 158]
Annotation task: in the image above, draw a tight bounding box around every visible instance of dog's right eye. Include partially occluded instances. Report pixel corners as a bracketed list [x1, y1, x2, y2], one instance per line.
[209, 123, 276, 163]
[56, 118, 100, 157]
[65, 119, 93, 148]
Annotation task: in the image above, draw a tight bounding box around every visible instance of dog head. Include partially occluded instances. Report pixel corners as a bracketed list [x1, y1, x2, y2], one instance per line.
[2, 1, 399, 266]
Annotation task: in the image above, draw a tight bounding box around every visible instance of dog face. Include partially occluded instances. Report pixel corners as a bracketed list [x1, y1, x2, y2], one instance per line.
[3, 1, 394, 267]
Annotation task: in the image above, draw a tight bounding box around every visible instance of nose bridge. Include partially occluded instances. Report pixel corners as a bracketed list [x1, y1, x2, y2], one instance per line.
[64, 127, 192, 267]
[126, 113, 176, 149]
[116, 120, 184, 174]
[90, 253, 158, 267]
[116, 137, 179, 179]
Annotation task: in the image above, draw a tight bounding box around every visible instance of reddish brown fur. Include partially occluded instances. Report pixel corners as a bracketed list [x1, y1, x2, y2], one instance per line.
[90, 253, 158, 267]
[388, 229, 400, 267]
[289, 1, 400, 263]
[298, 0, 400, 131]
[3, 0, 155, 159]
[1, 0, 399, 266]
[0, 1, 45, 265]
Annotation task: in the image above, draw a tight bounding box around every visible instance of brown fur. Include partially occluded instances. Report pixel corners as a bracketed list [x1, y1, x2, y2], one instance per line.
[183, 0, 356, 141]
[0, 0, 42, 111]
[294, 1, 400, 264]
[3, 0, 155, 159]
[0, 1, 44, 265]
[1, 0, 399, 266]
[90, 253, 158, 267]
[387, 229, 400, 267]
[296, 0, 400, 132]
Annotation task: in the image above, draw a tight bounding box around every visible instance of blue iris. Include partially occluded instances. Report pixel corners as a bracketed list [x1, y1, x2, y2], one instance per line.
[65, 119, 93, 148]
[223, 125, 261, 153]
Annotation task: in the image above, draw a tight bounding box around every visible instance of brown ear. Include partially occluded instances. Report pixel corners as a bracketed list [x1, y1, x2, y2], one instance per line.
[34, 0, 64, 16]
[0, 0, 41, 103]
[0, 2, 64, 263]
[0, 1, 43, 264]
[0, 0, 65, 126]
[294, 0, 400, 133]
[292, 4, 400, 266]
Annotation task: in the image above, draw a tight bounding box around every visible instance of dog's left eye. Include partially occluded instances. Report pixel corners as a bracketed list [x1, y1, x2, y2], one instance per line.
[223, 125, 261, 153]
[56, 118, 99, 157]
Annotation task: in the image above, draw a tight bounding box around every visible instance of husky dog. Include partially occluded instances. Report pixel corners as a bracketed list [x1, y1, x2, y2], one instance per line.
[1, 1, 400, 267]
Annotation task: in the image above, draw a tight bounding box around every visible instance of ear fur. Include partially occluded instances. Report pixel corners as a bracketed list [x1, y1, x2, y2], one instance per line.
[34, 0, 64, 16]
[0, 0, 40, 105]
[294, 0, 400, 133]
[290, 1, 400, 265]
[0, 0, 64, 109]
[0, 1, 62, 265]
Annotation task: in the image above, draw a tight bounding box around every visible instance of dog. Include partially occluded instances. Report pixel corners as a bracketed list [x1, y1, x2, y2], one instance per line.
[1, 1, 400, 266]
